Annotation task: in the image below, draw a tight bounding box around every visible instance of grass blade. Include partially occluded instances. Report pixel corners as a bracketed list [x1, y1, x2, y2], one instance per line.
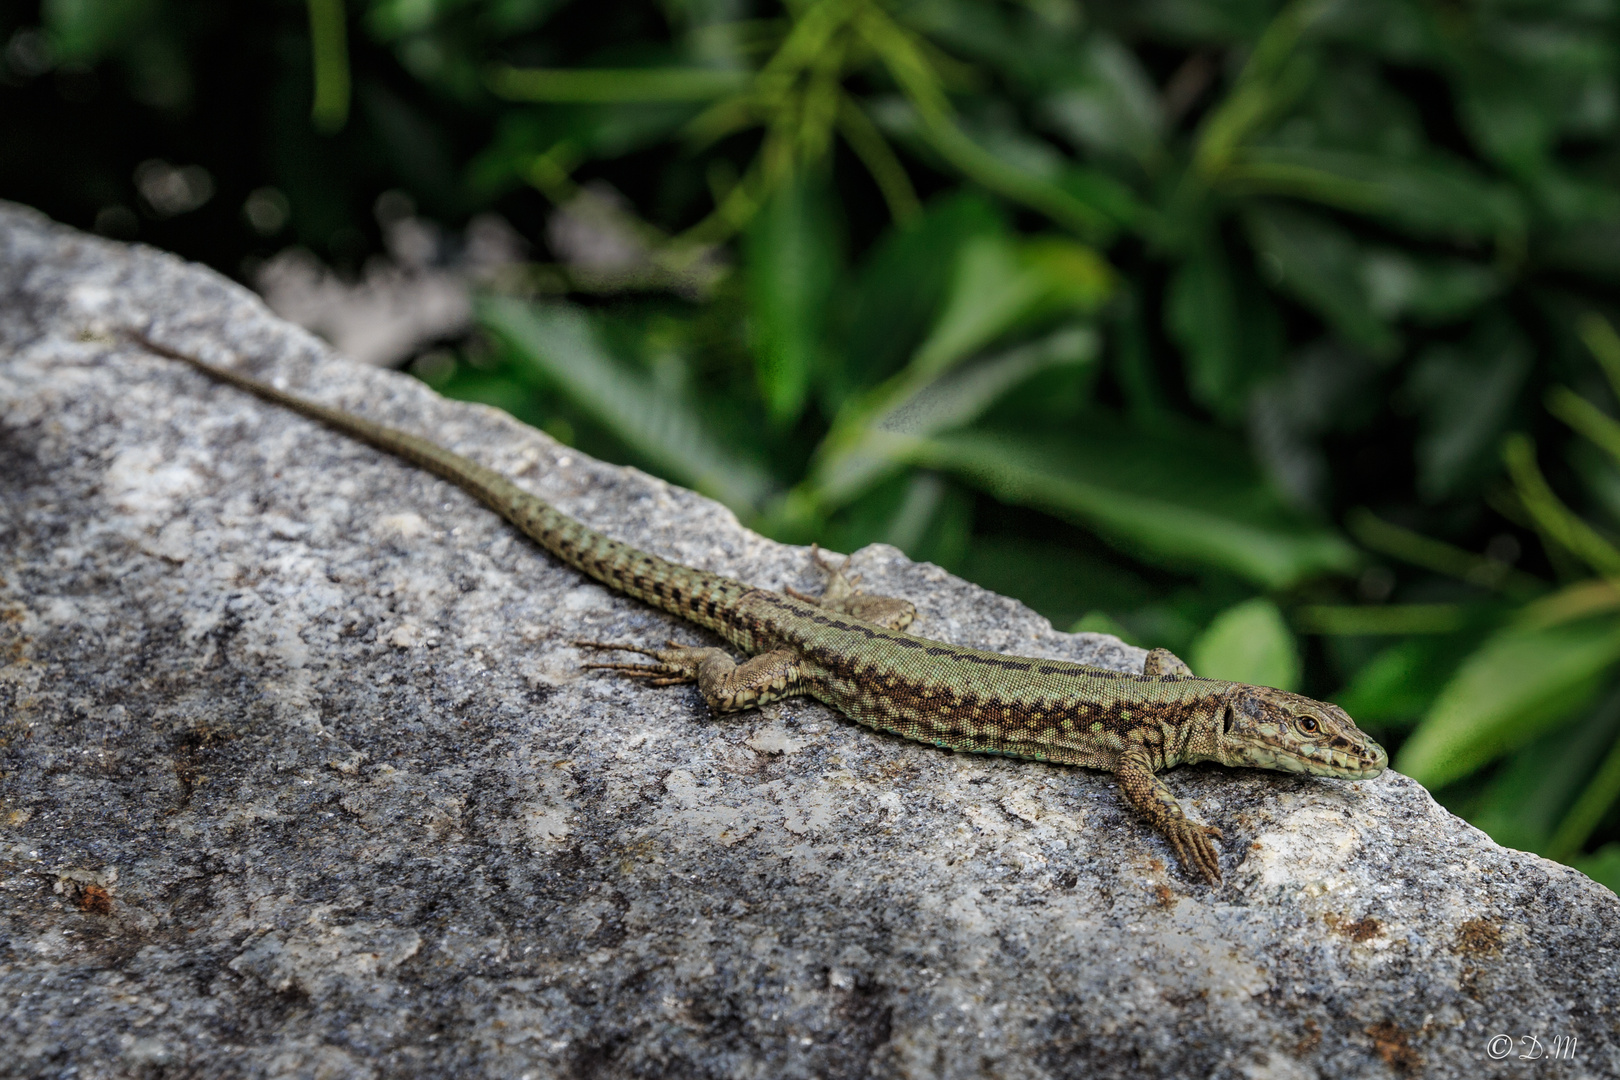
[1504, 434, 1620, 578]
[1548, 730, 1620, 862]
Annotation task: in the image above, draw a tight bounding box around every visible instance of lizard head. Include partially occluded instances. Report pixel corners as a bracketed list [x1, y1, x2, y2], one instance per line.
[1217, 686, 1387, 778]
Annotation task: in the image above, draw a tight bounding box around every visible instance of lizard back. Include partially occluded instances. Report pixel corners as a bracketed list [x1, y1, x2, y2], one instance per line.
[735, 591, 1235, 769]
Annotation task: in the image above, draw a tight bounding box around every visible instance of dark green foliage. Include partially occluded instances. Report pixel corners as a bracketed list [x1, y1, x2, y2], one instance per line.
[7, 0, 1620, 890]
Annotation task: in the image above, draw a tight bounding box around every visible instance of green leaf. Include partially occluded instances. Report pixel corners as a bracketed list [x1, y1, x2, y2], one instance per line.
[43, 0, 151, 63]
[864, 91, 1124, 239]
[1541, 221, 1620, 283]
[468, 105, 698, 196]
[1294, 603, 1468, 635]
[1313, 0, 1442, 63]
[1403, 316, 1531, 501]
[810, 325, 1098, 505]
[486, 66, 752, 103]
[1361, 249, 1500, 325]
[1470, 718, 1620, 861]
[909, 233, 1109, 381]
[746, 171, 842, 426]
[1344, 508, 1545, 599]
[1054, 168, 1148, 233]
[1243, 203, 1398, 356]
[1578, 314, 1620, 402]
[1453, 60, 1570, 176]
[806, 227, 1108, 509]
[431, 371, 541, 424]
[1334, 634, 1484, 729]
[1548, 716, 1620, 862]
[1190, 598, 1301, 691]
[1133, 0, 1276, 42]
[308, 0, 351, 134]
[906, 419, 1360, 588]
[478, 297, 775, 513]
[1397, 616, 1620, 789]
[831, 192, 1007, 400]
[1164, 232, 1283, 419]
[1465, 684, 1620, 855]
[1190, 1, 1320, 176]
[1223, 146, 1524, 242]
[911, 234, 1057, 379]
[886, 327, 1100, 437]
[1550, 387, 1620, 470]
[1525, 169, 1620, 232]
[1038, 34, 1164, 166]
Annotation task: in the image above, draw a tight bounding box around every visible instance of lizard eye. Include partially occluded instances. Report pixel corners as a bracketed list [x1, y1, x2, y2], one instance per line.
[1297, 716, 1319, 733]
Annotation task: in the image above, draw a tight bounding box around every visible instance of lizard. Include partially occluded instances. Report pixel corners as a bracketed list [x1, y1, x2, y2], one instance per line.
[126, 331, 1388, 885]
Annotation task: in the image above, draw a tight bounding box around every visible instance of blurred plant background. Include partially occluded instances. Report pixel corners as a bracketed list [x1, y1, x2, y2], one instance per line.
[5, 0, 1620, 891]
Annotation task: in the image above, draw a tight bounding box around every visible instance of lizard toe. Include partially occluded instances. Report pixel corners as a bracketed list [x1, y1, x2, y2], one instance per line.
[573, 640, 659, 658]
[1165, 820, 1223, 885]
[582, 660, 696, 683]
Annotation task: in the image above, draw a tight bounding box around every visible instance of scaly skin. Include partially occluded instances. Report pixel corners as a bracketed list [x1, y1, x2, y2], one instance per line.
[131, 332, 1388, 884]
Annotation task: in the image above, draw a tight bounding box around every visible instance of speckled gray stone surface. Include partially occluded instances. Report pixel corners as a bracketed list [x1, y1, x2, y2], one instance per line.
[1, 201, 1617, 1079]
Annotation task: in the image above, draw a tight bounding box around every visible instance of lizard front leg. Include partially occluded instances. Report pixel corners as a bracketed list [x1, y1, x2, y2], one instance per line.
[577, 641, 809, 713]
[783, 545, 916, 631]
[1114, 748, 1224, 884]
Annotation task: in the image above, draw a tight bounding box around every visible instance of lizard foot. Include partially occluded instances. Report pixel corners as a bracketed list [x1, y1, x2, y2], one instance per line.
[576, 641, 808, 713]
[1161, 819, 1224, 885]
[784, 545, 917, 631]
[574, 639, 715, 687]
[1143, 647, 1194, 677]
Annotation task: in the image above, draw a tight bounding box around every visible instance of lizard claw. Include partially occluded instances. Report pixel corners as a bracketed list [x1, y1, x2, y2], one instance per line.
[1163, 820, 1224, 885]
[573, 639, 660, 658]
[580, 660, 688, 682]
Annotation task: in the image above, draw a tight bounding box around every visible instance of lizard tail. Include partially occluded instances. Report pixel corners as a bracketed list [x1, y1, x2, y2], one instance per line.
[128, 332, 754, 638]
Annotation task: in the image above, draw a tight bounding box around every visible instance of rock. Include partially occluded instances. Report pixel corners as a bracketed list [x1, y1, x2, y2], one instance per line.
[1, 200, 1617, 1078]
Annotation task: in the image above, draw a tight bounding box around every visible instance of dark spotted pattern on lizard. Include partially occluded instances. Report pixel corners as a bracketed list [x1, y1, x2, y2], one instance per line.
[130, 332, 1389, 884]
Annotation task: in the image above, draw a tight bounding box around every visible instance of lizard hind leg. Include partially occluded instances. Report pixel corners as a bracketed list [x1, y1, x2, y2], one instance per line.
[575, 640, 811, 713]
[782, 544, 917, 632]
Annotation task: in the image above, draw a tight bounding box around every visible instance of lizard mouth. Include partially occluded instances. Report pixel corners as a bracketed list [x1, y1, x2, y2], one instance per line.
[1253, 740, 1388, 778]
[1319, 741, 1388, 778]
